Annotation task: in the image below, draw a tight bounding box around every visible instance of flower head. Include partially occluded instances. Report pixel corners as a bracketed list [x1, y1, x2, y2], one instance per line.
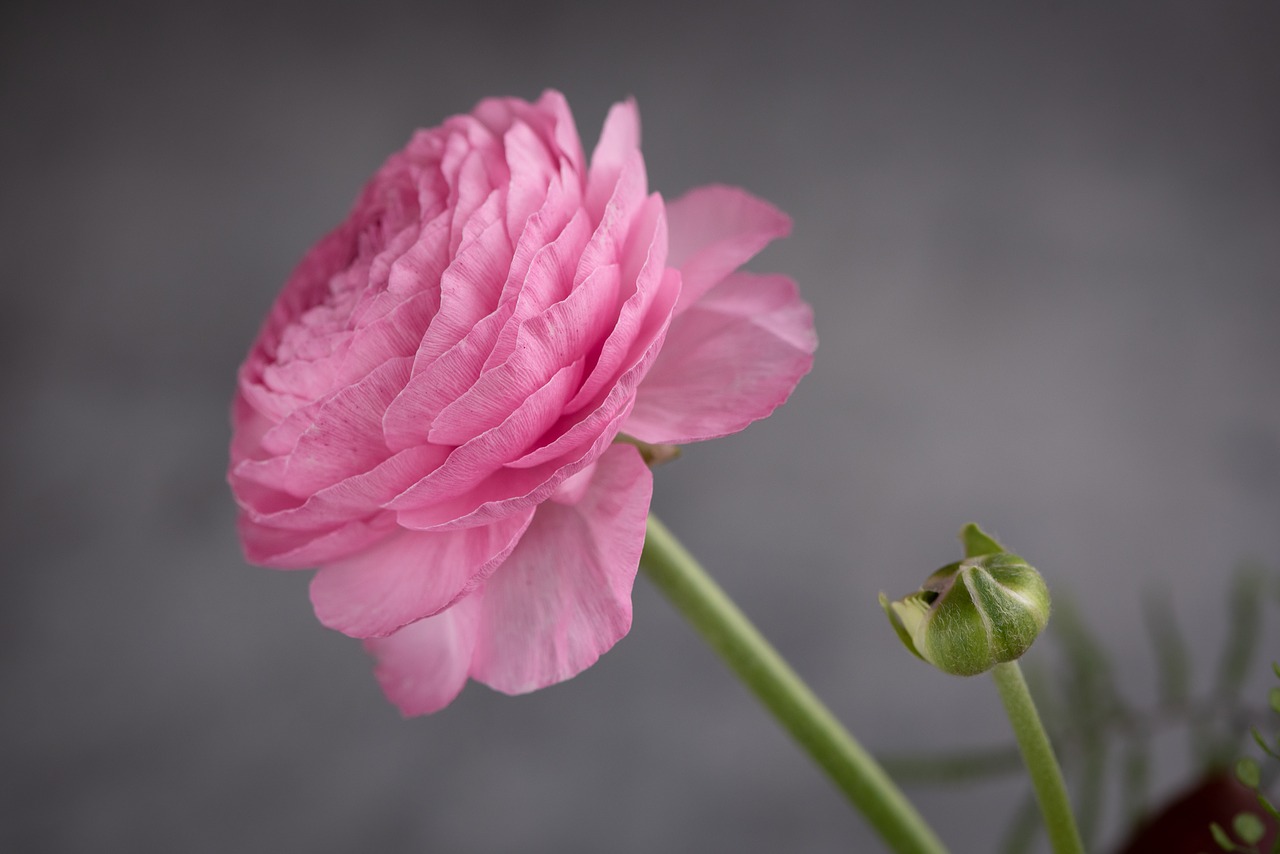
[229, 91, 815, 714]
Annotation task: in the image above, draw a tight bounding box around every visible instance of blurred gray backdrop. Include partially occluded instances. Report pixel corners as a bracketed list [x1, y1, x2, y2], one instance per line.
[3, 1, 1279, 852]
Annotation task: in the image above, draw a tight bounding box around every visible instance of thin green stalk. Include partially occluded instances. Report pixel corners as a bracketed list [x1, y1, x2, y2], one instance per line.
[991, 661, 1085, 854]
[640, 514, 947, 854]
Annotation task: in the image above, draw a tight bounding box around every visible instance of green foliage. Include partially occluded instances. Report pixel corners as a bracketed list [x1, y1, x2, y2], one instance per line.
[1211, 659, 1280, 853]
[1209, 565, 1269, 766]
[1209, 820, 1239, 851]
[1207, 812, 1268, 853]
[1251, 727, 1279, 761]
[1048, 595, 1116, 849]
[1120, 733, 1151, 827]
[998, 790, 1041, 854]
[1144, 587, 1192, 708]
[879, 746, 1023, 784]
[1238, 757, 1262, 789]
[1234, 812, 1266, 846]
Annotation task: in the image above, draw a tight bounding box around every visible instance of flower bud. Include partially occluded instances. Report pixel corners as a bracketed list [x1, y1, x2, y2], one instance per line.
[880, 526, 1051, 676]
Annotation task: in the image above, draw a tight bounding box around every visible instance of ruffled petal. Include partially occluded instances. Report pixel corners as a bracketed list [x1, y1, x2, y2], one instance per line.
[363, 592, 484, 717]
[385, 362, 581, 510]
[584, 99, 640, 224]
[624, 273, 815, 445]
[428, 262, 620, 445]
[468, 444, 652, 695]
[309, 508, 534, 639]
[533, 90, 586, 177]
[409, 198, 510, 371]
[389, 399, 630, 532]
[565, 191, 667, 412]
[238, 512, 398, 569]
[666, 185, 791, 314]
[281, 357, 411, 496]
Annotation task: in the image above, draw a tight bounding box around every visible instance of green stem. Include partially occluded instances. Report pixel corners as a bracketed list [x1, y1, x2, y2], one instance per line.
[640, 514, 947, 854]
[990, 661, 1085, 854]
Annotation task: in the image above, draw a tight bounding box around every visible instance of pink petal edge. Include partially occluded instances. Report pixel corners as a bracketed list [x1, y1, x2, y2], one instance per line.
[363, 593, 484, 717]
[666, 185, 791, 315]
[469, 442, 654, 695]
[624, 272, 816, 445]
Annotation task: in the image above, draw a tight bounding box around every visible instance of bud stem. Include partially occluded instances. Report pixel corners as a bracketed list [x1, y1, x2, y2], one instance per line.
[990, 661, 1085, 854]
[640, 514, 947, 854]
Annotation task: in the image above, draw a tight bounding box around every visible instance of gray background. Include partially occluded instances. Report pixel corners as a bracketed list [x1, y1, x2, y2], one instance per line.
[3, 1, 1279, 851]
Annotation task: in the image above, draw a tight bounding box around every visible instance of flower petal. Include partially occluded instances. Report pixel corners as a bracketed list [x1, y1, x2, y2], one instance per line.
[427, 261, 620, 446]
[363, 593, 483, 717]
[386, 362, 581, 510]
[584, 99, 640, 224]
[238, 512, 398, 569]
[409, 200, 510, 371]
[281, 357, 411, 496]
[389, 398, 631, 532]
[666, 185, 791, 314]
[624, 273, 816, 444]
[310, 509, 535, 639]
[533, 89, 586, 177]
[468, 444, 652, 695]
[565, 191, 667, 413]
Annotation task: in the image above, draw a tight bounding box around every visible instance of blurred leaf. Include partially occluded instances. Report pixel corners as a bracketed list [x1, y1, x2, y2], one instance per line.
[999, 790, 1041, 854]
[1052, 595, 1119, 705]
[1121, 734, 1151, 827]
[1143, 587, 1192, 707]
[1238, 758, 1262, 790]
[1077, 735, 1108, 848]
[1270, 687, 1280, 716]
[1217, 564, 1265, 701]
[1257, 794, 1280, 822]
[1234, 812, 1265, 845]
[1249, 729, 1278, 761]
[1203, 565, 1267, 768]
[1210, 821, 1239, 851]
[1051, 596, 1116, 848]
[879, 745, 1023, 784]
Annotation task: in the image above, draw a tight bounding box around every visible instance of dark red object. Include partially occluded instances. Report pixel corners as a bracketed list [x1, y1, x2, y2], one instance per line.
[1116, 772, 1277, 853]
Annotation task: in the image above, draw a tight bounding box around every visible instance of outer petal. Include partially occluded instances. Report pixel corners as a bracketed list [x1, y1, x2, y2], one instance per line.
[309, 508, 535, 639]
[624, 272, 816, 445]
[363, 592, 484, 717]
[666, 185, 791, 314]
[468, 444, 653, 695]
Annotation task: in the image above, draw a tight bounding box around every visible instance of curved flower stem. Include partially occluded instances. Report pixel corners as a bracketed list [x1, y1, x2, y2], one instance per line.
[990, 661, 1085, 854]
[639, 514, 948, 854]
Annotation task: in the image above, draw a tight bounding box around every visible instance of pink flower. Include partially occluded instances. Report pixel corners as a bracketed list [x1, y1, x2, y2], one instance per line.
[229, 91, 816, 715]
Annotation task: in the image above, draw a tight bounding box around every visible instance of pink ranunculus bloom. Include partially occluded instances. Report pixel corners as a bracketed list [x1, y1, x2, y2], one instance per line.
[229, 91, 816, 715]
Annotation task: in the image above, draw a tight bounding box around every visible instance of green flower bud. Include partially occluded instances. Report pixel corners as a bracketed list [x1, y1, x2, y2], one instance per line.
[880, 526, 1051, 676]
